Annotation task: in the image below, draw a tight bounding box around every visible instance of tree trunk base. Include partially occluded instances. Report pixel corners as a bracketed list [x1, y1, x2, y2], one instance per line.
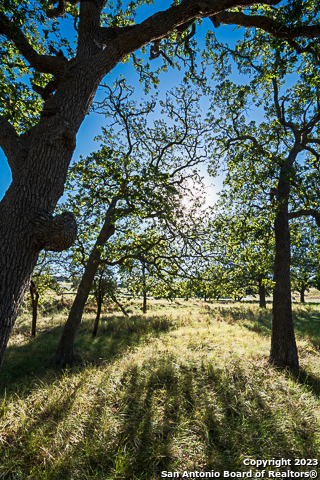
[268, 348, 299, 371]
[54, 347, 76, 368]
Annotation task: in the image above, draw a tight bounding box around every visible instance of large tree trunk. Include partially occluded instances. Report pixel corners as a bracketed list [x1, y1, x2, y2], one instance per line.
[269, 168, 299, 370]
[54, 201, 116, 367]
[0, 235, 38, 362]
[258, 278, 266, 309]
[0, 52, 112, 365]
[0, 124, 79, 365]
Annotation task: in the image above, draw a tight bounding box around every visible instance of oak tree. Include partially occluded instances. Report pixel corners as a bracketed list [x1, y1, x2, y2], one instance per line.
[55, 82, 209, 365]
[291, 220, 320, 303]
[206, 72, 320, 368]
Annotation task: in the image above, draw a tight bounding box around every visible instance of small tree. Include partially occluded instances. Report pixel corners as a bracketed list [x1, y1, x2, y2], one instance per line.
[291, 220, 320, 303]
[123, 260, 151, 314]
[91, 265, 127, 337]
[199, 210, 275, 307]
[55, 83, 209, 366]
[205, 56, 320, 368]
[29, 253, 59, 337]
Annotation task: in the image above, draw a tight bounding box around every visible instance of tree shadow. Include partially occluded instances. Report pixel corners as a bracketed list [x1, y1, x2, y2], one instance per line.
[2, 309, 320, 479]
[202, 361, 319, 472]
[0, 314, 175, 395]
[205, 303, 320, 347]
[288, 368, 320, 397]
[10, 355, 317, 480]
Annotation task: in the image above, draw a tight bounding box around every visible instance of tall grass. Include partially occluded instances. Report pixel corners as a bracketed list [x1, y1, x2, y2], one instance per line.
[0, 299, 320, 479]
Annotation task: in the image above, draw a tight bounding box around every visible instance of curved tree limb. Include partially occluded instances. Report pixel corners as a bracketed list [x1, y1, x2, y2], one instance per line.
[0, 12, 67, 76]
[211, 10, 320, 40]
[32, 78, 60, 100]
[0, 116, 29, 176]
[99, 0, 282, 70]
[288, 209, 320, 227]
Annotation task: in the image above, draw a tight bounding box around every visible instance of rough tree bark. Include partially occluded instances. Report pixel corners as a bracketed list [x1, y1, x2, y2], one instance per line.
[269, 161, 299, 370]
[55, 200, 116, 366]
[0, 0, 316, 366]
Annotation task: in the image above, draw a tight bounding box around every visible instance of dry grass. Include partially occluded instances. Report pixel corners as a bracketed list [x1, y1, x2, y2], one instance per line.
[0, 298, 320, 479]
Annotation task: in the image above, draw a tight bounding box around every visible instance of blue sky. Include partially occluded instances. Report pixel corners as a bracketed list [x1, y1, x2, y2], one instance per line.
[0, 2, 245, 202]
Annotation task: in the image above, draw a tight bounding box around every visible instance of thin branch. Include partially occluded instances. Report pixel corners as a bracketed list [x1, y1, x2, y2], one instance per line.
[300, 110, 320, 137]
[226, 134, 259, 148]
[110, 294, 128, 316]
[149, 39, 174, 66]
[272, 78, 299, 140]
[46, 0, 80, 19]
[303, 145, 320, 167]
[100, 237, 165, 266]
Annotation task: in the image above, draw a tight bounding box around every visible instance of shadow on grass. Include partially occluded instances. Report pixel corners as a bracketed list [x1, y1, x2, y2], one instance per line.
[87, 360, 320, 478]
[205, 304, 272, 337]
[205, 303, 320, 347]
[289, 368, 320, 398]
[4, 355, 319, 480]
[0, 314, 175, 395]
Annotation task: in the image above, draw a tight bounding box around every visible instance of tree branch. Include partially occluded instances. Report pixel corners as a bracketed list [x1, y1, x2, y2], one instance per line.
[288, 209, 320, 227]
[300, 111, 320, 137]
[100, 237, 165, 266]
[226, 134, 259, 148]
[110, 294, 129, 316]
[0, 116, 29, 176]
[0, 12, 67, 76]
[272, 78, 300, 139]
[100, 0, 282, 70]
[305, 138, 320, 145]
[211, 11, 320, 40]
[46, 0, 80, 19]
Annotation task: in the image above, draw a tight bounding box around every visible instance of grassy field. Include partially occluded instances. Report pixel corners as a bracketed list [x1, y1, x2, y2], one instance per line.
[0, 295, 320, 479]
